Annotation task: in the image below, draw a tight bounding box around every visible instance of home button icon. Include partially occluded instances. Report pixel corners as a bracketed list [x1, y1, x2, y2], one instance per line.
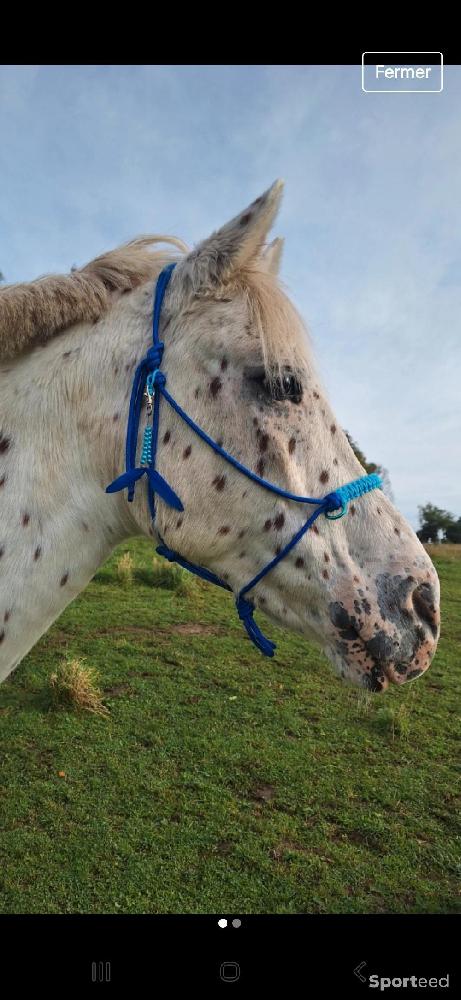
[220, 961, 240, 982]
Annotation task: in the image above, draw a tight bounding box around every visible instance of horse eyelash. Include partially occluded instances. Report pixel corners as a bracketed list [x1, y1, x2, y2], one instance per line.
[247, 368, 304, 404]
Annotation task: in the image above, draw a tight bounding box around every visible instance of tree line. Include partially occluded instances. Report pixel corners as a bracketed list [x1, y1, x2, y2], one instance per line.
[416, 504, 461, 544]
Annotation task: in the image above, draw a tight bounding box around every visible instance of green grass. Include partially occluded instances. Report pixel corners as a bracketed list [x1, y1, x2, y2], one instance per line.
[0, 537, 460, 914]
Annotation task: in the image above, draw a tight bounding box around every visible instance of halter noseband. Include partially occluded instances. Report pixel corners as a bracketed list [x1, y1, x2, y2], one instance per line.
[106, 263, 382, 657]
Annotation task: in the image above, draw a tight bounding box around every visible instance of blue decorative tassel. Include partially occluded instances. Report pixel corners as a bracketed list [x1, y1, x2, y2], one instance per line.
[106, 467, 183, 511]
[236, 596, 276, 657]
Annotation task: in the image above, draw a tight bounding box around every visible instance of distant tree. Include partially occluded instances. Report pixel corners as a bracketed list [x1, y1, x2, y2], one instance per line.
[445, 517, 461, 544]
[416, 524, 434, 543]
[417, 503, 455, 544]
[0, 271, 4, 283]
[344, 431, 394, 502]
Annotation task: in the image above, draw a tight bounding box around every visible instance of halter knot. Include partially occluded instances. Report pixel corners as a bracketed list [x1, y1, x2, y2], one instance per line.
[236, 596, 276, 657]
[236, 595, 255, 623]
[323, 490, 347, 519]
[145, 342, 164, 370]
[147, 368, 166, 391]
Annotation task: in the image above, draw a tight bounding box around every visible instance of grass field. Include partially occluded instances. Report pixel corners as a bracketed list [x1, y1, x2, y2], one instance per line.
[0, 540, 459, 914]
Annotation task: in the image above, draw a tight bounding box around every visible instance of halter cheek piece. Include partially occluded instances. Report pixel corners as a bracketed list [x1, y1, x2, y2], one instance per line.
[107, 263, 382, 657]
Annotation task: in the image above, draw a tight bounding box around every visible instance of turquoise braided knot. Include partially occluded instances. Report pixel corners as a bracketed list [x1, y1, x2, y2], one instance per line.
[338, 473, 382, 501]
[141, 426, 153, 465]
[325, 473, 382, 520]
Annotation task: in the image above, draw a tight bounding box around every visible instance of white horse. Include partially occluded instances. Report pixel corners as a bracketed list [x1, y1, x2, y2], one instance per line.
[0, 181, 440, 691]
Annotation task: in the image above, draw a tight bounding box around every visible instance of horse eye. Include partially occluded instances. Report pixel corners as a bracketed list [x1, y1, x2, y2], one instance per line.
[248, 367, 303, 404]
[271, 371, 303, 404]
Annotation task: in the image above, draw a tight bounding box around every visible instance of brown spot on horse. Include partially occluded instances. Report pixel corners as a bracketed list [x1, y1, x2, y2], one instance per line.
[258, 432, 269, 453]
[0, 434, 12, 454]
[210, 377, 222, 398]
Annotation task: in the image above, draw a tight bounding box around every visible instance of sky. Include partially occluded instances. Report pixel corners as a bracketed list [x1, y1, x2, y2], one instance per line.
[1, 64, 460, 529]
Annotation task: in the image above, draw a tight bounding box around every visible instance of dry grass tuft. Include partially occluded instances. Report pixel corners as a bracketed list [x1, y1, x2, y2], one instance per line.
[117, 551, 134, 584]
[49, 658, 109, 716]
[151, 556, 197, 596]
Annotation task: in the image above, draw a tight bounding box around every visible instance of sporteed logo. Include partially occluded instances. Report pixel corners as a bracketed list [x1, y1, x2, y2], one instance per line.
[369, 975, 450, 991]
[354, 963, 450, 990]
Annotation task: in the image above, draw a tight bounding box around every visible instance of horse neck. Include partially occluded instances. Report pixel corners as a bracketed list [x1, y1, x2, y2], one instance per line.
[0, 298, 149, 682]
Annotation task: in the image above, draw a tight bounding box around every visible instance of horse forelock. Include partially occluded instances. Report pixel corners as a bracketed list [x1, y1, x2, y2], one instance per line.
[239, 264, 314, 378]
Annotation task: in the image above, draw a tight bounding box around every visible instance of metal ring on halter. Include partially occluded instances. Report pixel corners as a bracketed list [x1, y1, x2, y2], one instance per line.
[325, 499, 348, 520]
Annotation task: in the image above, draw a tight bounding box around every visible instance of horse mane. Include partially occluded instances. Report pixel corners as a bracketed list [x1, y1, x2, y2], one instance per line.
[0, 234, 312, 377]
[0, 235, 189, 360]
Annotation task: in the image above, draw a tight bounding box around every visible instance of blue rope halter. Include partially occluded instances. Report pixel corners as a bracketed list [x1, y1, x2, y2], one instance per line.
[106, 263, 382, 657]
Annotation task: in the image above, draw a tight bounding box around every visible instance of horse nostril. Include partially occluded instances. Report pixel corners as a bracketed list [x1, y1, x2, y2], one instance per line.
[412, 583, 439, 638]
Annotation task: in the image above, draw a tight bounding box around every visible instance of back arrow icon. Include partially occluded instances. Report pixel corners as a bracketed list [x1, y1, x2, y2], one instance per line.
[354, 961, 367, 983]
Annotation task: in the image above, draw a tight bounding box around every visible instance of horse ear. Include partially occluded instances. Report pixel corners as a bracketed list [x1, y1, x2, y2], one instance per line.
[260, 237, 284, 276]
[178, 180, 284, 293]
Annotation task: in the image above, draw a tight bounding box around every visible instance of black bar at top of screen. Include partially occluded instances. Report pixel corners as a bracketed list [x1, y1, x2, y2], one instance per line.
[363, 52, 442, 66]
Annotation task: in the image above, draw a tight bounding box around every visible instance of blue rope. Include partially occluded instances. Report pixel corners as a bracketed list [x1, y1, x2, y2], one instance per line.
[106, 264, 183, 515]
[156, 542, 233, 592]
[106, 263, 383, 658]
[160, 385, 381, 508]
